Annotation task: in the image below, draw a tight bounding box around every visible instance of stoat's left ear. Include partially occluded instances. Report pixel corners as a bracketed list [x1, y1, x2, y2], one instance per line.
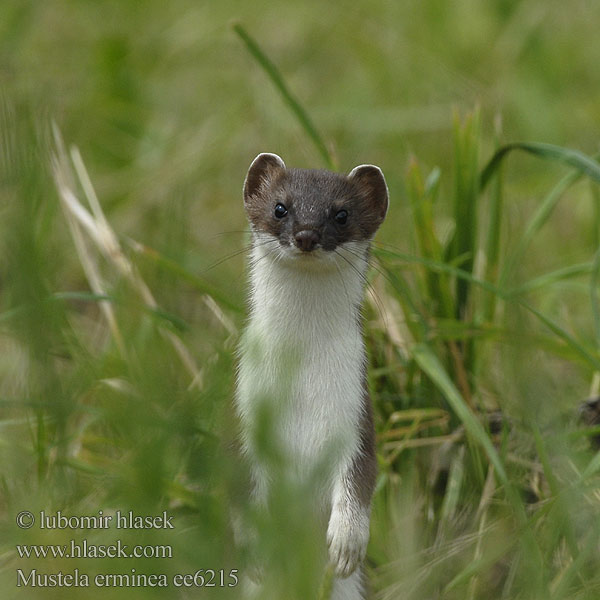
[348, 164, 389, 225]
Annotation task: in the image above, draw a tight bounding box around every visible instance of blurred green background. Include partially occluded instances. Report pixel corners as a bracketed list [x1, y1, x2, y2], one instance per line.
[1, 1, 600, 598]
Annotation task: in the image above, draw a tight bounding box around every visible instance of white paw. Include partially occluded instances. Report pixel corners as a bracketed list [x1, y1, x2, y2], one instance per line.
[326, 508, 370, 578]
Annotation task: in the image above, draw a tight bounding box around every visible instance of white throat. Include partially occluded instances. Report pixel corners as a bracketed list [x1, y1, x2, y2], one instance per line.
[247, 236, 369, 331]
[236, 236, 371, 479]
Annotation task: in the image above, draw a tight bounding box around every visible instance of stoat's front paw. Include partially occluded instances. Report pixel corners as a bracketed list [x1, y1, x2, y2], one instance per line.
[326, 508, 370, 578]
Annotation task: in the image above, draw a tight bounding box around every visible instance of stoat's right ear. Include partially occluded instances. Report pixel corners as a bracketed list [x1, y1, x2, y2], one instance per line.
[243, 153, 286, 205]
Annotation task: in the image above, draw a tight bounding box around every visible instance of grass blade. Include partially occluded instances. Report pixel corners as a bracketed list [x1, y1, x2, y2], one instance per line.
[499, 169, 582, 286]
[482, 115, 504, 323]
[438, 445, 465, 525]
[407, 159, 454, 318]
[376, 247, 600, 370]
[412, 343, 508, 484]
[509, 262, 593, 296]
[413, 344, 548, 593]
[450, 109, 480, 321]
[233, 23, 335, 170]
[480, 142, 600, 192]
[52, 127, 205, 384]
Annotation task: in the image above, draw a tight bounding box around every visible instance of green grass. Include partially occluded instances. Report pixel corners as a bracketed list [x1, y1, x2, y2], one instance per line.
[2, 2, 600, 599]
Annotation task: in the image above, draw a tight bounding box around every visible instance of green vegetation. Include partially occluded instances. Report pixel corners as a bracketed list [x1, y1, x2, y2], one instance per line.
[2, 1, 600, 598]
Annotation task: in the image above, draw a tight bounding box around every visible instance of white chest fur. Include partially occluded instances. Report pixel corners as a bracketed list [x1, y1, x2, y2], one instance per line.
[236, 240, 369, 487]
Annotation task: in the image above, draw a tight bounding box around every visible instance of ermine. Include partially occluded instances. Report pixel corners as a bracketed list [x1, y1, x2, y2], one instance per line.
[236, 153, 388, 600]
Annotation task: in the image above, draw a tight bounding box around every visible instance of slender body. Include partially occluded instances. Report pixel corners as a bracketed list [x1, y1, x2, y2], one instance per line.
[236, 153, 388, 600]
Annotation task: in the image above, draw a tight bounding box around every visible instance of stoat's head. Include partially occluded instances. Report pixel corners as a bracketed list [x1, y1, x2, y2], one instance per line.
[243, 153, 388, 262]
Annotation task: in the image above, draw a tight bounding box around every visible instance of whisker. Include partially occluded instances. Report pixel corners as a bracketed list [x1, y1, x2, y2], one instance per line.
[246, 240, 280, 274]
[336, 246, 390, 330]
[204, 237, 277, 272]
[204, 245, 252, 272]
[341, 245, 405, 322]
[342, 243, 396, 289]
[334, 249, 372, 303]
[370, 239, 407, 253]
[210, 229, 252, 239]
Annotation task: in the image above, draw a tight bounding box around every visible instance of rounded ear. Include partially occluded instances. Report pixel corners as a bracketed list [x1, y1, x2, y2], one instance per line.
[243, 153, 286, 204]
[348, 164, 389, 224]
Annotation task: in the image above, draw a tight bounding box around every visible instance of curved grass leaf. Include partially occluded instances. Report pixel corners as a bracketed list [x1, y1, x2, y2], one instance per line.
[480, 142, 600, 192]
[376, 247, 600, 370]
[412, 343, 508, 485]
[499, 169, 583, 286]
[413, 344, 546, 589]
[521, 301, 600, 369]
[509, 263, 593, 296]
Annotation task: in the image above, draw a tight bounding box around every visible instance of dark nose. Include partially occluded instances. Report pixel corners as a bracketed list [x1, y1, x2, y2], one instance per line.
[294, 230, 320, 252]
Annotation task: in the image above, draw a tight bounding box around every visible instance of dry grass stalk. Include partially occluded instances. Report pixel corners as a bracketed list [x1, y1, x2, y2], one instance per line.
[51, 124, 203, 388]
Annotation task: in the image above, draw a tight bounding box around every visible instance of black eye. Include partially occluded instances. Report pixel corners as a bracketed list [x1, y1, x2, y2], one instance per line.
[274, 203, 288, 219]
[334, 209, 348, 225]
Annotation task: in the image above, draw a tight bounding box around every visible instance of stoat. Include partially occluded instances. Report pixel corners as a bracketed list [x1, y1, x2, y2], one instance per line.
[236, 153, 388, 600]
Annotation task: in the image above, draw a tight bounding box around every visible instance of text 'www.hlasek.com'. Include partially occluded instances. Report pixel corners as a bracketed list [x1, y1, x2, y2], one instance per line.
[14, 510, 238, 589]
